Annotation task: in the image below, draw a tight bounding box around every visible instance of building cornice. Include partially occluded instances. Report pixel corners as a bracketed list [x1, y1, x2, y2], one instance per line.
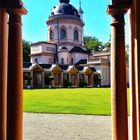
[31, 41, 56, 46]
[47, 15, 84, 26]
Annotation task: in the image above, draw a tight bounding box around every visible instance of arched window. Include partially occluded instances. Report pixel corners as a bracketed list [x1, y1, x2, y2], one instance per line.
[60, 28, 67, 40]
[49, 29, 54, 40]
[61, 58, 64, 64]
[35, 58, 38, 63]
[74, 30, 79, 41]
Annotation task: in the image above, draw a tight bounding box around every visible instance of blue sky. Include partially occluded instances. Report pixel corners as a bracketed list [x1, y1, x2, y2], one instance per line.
[22, 0, 128, 44]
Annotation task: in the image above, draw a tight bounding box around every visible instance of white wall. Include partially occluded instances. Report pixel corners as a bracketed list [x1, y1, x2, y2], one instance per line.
[42, 56, 54, 64]
[31, 43, 56, 55]
[31, 45, 42, 54]
[71, 53, 88, 64]
[58, 52, 71, 64]
[48, 23, 83, 45]
[42, 43, 56, 53]
[92, 65, 110, 86]
[31, 43, 56, 64]
[31, 56, 43, 63]
[101, 66, 110, 86]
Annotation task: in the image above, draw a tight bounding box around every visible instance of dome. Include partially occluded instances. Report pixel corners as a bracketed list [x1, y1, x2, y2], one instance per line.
[51, 0, 80, 18]
[60, 0, 70, 3]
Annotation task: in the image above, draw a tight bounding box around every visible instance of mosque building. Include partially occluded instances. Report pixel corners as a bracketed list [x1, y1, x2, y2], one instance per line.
[31, 0, 87, 65]
[23, 0, 111, 88]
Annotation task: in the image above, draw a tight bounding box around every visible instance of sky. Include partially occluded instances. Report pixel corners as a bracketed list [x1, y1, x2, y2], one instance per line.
[22, 0, 128, 44]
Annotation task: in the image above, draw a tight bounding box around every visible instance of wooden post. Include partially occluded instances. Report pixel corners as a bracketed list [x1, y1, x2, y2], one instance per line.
[108, 6, 129, 140]
[7, 7, 27, 140]
[0, 8, 8, 140]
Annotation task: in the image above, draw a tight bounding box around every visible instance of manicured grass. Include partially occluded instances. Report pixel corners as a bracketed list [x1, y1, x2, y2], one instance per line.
[23, 88, 130, 115]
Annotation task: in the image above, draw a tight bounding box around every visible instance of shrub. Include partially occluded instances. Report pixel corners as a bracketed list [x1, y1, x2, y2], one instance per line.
[79, 81, 87, 87]
[46, 75, 54, 85]
[24, 74, 32, 85]
[63, 79, 72, 87]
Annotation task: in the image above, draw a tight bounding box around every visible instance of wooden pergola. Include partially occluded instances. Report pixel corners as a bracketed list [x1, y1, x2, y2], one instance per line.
[0, 0, 140, 140]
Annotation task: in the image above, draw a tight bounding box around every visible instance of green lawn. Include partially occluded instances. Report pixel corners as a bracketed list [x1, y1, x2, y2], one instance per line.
[23, 88, 130, 115]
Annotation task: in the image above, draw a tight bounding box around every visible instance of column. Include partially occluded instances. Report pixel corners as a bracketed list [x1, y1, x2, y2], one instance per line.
[69, 74, 71, 83]
[77, 73, 79, 87]
[134, 0, 140, 138]
[42, 71, 45, 88]
[30, 71, 33, 88]
[51, 73, 55, 87]
[0, 8, 8, 140]
[129, 8, 137, 140]
[84, 73, 86, 83]
[107, 6, 129, 140]
[7, 7, 27, 140]
[90, 73, 94, 87]
[61, 72, 63, 87]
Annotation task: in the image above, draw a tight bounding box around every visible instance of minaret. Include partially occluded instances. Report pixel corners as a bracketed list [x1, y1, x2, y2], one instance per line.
[78, 0, 83, 20]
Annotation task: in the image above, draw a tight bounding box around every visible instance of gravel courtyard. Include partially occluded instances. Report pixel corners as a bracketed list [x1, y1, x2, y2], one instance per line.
[23, 113, 112, 140]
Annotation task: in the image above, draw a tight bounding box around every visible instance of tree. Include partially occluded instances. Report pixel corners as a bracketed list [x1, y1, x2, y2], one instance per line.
[22, 39, 30, 62]
[84, 36, 103, 51]
[103, 42, 111, 48]
[103, 34, 111, 49]
[24, 73, 32, 86]
[125, 44, 129, 63]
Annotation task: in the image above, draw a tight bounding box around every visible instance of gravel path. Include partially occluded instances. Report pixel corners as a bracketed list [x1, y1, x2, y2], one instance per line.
[24, 113, 111, 140]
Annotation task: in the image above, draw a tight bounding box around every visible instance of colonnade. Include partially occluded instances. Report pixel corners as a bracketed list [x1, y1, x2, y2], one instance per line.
[0, 0, 140, 140]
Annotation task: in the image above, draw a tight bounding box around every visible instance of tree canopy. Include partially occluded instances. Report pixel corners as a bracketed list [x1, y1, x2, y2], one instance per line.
[84, 36, 111, 51]
[103, 42, 111, 48]
[22, 39, 30, 62]
[84, 36, 103, 51]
